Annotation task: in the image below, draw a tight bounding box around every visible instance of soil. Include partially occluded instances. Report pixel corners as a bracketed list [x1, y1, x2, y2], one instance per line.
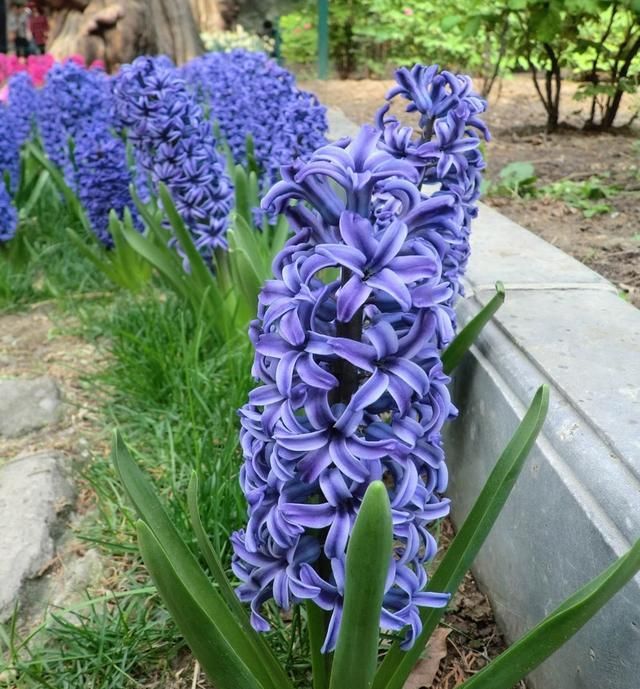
[301, 74, 640, 308]
[0, 304, 107, 464]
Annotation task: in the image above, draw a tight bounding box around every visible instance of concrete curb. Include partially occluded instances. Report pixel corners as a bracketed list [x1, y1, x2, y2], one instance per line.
[446, 203, 640, 689]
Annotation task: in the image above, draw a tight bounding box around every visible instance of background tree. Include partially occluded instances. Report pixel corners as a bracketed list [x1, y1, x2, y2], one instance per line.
[43, 0, 204, 70]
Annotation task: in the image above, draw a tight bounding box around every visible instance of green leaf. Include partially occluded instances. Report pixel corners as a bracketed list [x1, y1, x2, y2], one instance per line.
[457, 537, 640, 689]
[27, 143, 92, 235]
[330, 481, 393, 689]
[307, 601, 332, 689]
[185, 473, 291, 686]
[373, 386, 549, 689]
[136, 522, 265, 689]
[442, 282, 505, 374]
[440, 14, 462, 30]
[120, 219, 188, 300]
[112, 433, 293, 689]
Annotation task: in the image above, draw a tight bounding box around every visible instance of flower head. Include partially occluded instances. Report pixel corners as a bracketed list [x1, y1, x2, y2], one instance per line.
[232, 124, 458, 652]
[73, 121, 139, 248]
[112, 56, 233, 261]
[377, 64, 490, 302]
[180, 50, 328, 192]
[7, 72, 37, 147]
[38, 60, 112, 185]
[0, 105, 20, 193]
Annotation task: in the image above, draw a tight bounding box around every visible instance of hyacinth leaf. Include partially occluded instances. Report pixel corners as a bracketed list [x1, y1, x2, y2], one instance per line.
[186, 475, 294, 688]
[66, 227, 120, 284]
[245, 133, 260, 177]
[27, 143, 92, 236]
[373, 385, 549, 689]
[330, 481, 393, 689]
[119, 213, 189, 301]
[441, 281, 505, 374]
[457, 536, 640, 689]
[307, 601, 331, 689]
[136, 521, 264, 689]
[157, 184, 217, 295]
[155, 183, 237, 337]
[17, 167, 50, 218]
[112, 433, 293, 689]
[233, 164, 255, 227]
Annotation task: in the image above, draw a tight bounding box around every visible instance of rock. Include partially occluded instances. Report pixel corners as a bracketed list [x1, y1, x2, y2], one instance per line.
[0, 377, 62, 438]
[0, 452, 75, 622]
[326, 106, 361, 141]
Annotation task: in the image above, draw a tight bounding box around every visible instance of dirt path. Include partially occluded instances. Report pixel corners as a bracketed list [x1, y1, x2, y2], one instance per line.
[302, 75, 640, 307]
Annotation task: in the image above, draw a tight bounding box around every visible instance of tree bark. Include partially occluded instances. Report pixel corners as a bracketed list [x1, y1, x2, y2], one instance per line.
[43, 0, 204, 71]
[189, 0, 225, 34]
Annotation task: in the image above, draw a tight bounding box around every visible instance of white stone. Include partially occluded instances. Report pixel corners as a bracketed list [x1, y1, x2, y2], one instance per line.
[0, 377, 62, 437]
[0, 452, 75, 621]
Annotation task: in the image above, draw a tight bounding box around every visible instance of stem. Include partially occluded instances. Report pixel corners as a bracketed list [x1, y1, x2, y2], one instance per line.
[332, 267, 364, 404]
[306, 600, 332, 689]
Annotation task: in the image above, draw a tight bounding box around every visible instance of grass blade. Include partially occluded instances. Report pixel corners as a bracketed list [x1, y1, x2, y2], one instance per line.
[442, 282, 505, 374]
[330, 481, 393, 689]
[457, 537, 640, 689]
[373, 385, 549, 689]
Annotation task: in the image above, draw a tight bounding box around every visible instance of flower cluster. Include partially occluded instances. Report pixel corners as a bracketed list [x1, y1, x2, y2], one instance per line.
[0, 105, 20, 193]
[0, 53, 104, 91]
[181, 50, 327, 190]
[112, 56, 233, 260]
[7, 72, 38, 147]
[0, 53, 54, 89]
[231, 123, 468, 652]
[0, 180, 17, 244]
[37, 60, 112, 183]
[376, 64, 490, 301]
[73, 123, 138, 248]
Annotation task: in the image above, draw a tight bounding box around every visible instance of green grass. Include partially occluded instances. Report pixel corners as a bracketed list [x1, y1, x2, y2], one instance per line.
[0, 188, 111, 311]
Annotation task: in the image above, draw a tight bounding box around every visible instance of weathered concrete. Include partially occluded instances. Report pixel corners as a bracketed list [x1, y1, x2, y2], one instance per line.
[0, 377, 62, 437]
[446, 203, 640, 689]
[326, 107, 361, 141]
[0, 452, 75, 621]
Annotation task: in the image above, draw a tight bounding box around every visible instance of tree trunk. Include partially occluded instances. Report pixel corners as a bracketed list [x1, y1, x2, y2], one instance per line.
[189, 0, 225, 34]
[43, 0, 204, 71]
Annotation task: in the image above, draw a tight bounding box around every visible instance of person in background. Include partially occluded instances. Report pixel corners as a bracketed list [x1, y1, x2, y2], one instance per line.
[28, 2, 49, 54]
[8, 1, 32, 57]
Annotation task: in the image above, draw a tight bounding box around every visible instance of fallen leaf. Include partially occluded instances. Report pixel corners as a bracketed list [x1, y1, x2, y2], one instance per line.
[404, 627, 451, 689]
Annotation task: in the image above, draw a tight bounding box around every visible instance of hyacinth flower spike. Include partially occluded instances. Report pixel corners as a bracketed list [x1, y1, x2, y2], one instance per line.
[231, 123, 462, 654]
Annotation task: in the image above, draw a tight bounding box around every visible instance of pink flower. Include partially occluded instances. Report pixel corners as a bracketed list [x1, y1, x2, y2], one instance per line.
[403, 7, 414, 15]
[303, 22, 312, 30]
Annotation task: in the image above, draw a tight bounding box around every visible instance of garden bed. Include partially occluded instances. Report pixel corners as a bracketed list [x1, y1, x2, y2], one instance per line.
[301, 74, 640, 308]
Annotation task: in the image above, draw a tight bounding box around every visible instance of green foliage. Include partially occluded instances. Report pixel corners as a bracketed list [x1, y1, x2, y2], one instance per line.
[442, 282, 505, 374]
[281, 11, 318, 66]
[280, 0, 507, 79]
[485, 162, 538, 198]
[541, 176, 618, 216]
[487, 161, 619, 217]
[0, 147, 110, 309]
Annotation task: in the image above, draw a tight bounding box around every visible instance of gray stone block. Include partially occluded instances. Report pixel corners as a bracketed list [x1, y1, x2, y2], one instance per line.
[446, 205, 640, 689]
[0, 377, 62, 438]
[326, 106, 361, 141]
[0, 452, 75, 621]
